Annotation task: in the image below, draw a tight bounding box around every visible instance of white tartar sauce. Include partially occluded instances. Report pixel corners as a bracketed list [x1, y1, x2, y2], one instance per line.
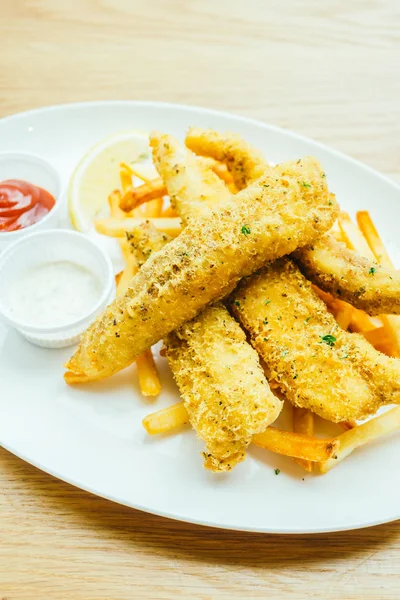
[7, 261, 102, 328]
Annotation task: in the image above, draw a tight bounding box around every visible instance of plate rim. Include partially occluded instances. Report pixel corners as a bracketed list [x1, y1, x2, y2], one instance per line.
[1, 100, 399, 534]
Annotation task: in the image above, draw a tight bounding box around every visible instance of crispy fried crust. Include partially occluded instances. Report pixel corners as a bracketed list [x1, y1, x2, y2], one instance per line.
[185, 127, 267, 190]
[165, 304, 282, 471]
[66, 135, 336, 379]
[122, 222, 282, 471]
[293, 234, 400, 315]
[152, 134, 233, 225]
[229, 258, 400, 422]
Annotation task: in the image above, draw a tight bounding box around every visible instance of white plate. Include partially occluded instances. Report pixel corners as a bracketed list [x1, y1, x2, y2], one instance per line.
[0, 101, 399, 534]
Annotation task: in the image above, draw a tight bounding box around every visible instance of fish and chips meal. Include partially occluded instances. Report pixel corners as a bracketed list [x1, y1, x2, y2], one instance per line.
[63, 127, 400, 474]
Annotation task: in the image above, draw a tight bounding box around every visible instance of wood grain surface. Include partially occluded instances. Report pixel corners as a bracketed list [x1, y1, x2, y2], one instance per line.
[0, 1, 399, 598]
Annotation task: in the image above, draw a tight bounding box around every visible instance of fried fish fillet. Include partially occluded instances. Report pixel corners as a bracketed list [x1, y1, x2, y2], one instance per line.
[229, 258, 400, 422]
[66, 133, 335, 380]
[188, 127, 400, 316]
[293, 233, 400, 315]
[166, 305, 282, 471]
[127, 222, 282, 472]
[185, 126, 267, 190]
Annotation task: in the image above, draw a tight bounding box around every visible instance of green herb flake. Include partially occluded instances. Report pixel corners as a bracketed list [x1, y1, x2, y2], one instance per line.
[302, 182, 311, 188]
[241, 225, 251, 236]
[263, 318, 269, 325]
[265, 299, 272, 305]
[274, 468, 280, 475]
[328, 200, 333, 206]
[281, 350, 288, 358]
[234, 300, 241, 308]
[304, 316, 312, 324]
[320, 334, 337, 347]
[322, 172, 326, 178]
[369, 267, 376, 275]
[340, 353, 349, 360]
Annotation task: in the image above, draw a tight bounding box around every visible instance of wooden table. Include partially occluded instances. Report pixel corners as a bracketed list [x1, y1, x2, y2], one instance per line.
[0, 1, 399, 598]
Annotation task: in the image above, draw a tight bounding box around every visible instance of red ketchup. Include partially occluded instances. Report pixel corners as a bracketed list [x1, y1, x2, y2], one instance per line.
[0, 179, 56, 232]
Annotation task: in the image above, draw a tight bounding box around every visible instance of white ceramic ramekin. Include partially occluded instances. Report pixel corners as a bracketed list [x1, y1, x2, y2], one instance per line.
[0, 152, 62, 251]
[0, 229, 114, 348]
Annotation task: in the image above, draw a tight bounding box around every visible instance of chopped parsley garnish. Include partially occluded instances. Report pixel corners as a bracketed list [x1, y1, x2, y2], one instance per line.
[302, 182, 311, 188]
[241, 225, 251, 236]
[234, 300, 241, 308]
[340, 353, 349, 360]
[304, 316, 312, 324]
[322, 172, 326, 178]
[320, 334, 337, 347]
[369, 267, 376, 275]
[293, 373, 298, 379]
[281, 350, 288, 358]
[263, 318, 269, 325]
[328, 200, 333, 206]
[265, 299, 272, 305]
[274, 468, 280, 475]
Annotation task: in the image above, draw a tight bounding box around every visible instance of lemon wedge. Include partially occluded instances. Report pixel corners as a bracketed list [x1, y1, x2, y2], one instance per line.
[68, 130, 150, 231]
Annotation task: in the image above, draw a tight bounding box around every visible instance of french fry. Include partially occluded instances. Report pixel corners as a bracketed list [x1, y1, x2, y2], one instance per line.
[338, 212, 376, 260]
[356, 211, 393, 268]
[144, 196, 163, 218]
[292, 407, 314, 471]
[354, 211, 400, 357]
[108, 191, 132, 263]
[108, 189, 127, 219]
[136, 349, 162, 397]
[348, 307, 378, 333]
[143, 401, 340, 461]
[331, 300, 353, 331]
[120, 178, 166, 211]
[252, 428, 339, 462]
[362, 326, 391, 348]
[162, 205, 178, 218]
[208, 160, 237, 193]
[120, 164, 133, 194]
[317, 407, 400, 473]
[142, 401, 189, 434]
[95, 217, 182, 238]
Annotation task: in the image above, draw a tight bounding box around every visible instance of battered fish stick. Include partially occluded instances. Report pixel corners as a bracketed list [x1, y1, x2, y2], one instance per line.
[165, 305, 282, 471]
[127, 222, 282, 471]
[294, 234, 400, 315]
[185, 127, 267, 190]
[230, 258, 400, 423]
[188, 128, 400, 317]
[66, 134, 335, 380]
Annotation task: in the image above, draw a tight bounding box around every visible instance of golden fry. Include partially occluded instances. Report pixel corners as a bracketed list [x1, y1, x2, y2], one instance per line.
[142, 401, 189, 434]
[338, 212, 376, 260]
[136, 349, 162, 397]
[317, 407, 400, 473]
[292, 407, 314, 471]
[356, 211, 393, 268]
[143, 401, 339, 462]
[120, 178, 166, 211]
[253, 428, 339, 462]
